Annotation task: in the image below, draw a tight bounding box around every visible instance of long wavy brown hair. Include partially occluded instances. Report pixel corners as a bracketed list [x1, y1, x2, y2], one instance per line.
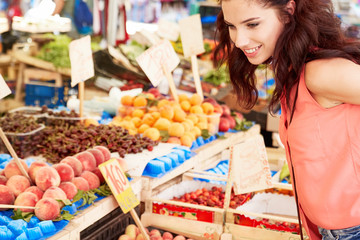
[214, 0, 360, 112]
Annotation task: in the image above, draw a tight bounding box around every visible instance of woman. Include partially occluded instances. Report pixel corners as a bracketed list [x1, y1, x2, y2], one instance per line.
[214, 0, 360, 239]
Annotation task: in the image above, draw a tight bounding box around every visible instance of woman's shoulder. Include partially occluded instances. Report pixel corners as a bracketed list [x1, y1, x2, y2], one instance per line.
[305, 58, 360, 106]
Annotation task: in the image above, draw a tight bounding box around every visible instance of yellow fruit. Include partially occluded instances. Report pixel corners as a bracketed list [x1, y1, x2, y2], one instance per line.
[201, 102, 214, 115]
[196, 121, 208, 130]
[180, 100, 191, 112]
[141, 113, 156, 127]
[157, 99, 170, 108]
[189, 93, 202, 106]
[179, 94, 189, 102]
[133, 96, 147, 107]
[159, 105, 174, 120]
[123, 116, 132, 121]
[182, 121, 191, 132]
[145, 93, 155, 100]
[184, 131, 196, 142]
[131, 117, 142, 128]
[121, 95, 134, 106]
[148, 106, 158, 113]
[190, 105, 204, 114]
[131, 108, 145, 118]
[151, 111, 161, 120]
[154, 118, 171, 131]
[143, 128, 160, 141]
[168, 122, 185, 137]
[180, 135, 193, 147]
[173, 108, 186, 122]
[84, 118, 99, 127]
[186, 114, 199, 124]
[167, 137, 181, 144]
[138, 124, 150, 134]
[191, 126, 201, 137]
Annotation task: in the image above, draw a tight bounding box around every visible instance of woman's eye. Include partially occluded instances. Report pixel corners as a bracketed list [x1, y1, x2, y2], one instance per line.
[247, 23, 259, 28]
[226, 24, 235, 29]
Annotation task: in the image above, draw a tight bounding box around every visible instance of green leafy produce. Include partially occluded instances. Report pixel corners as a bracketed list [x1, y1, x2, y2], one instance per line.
[36, 34, 72, 68]
[203, 65, 230, 86]
[279, 162, 291, 182]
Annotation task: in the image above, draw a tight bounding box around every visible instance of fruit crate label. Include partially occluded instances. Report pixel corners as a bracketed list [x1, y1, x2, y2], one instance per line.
[232, 134, 273, 195]
[179, 14, 205, 58]
[152, 202, 214, 223]
[69, 35, 95, 87]
[136, 39, 180, 87]
[0, 75, 11, 99]
[99, 158, 139, 213]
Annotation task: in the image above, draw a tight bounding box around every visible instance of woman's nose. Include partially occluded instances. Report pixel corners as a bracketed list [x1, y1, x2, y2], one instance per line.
[234, 31, 250, 48]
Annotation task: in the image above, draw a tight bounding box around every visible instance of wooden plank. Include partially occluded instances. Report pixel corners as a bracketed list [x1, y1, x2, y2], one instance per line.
[142, 212, 223, 240]
[24, 68, 62, 87]
[224, 223, 301, 240]
[12, 52, 71, 76]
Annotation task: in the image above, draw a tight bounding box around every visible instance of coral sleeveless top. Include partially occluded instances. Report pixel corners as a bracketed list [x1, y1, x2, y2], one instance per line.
[279, 66, 360, 232]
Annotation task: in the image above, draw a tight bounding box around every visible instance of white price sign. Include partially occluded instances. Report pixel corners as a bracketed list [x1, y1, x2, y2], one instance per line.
[136, 40, 180, 87]
[69, 35, 95, 87]
[0, 75, 11, 99]
[179, 14, 205, 58]
[232, 134, 273, 195]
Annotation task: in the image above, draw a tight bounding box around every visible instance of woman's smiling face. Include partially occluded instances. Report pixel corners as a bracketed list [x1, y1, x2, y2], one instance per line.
[222, 0, 286, 65]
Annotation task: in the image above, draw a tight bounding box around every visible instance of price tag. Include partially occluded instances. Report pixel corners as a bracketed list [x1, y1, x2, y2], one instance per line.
[99, 158, 139, 213]
[179, 14, 205, 58]
[136, 39, 180, 87]
[232, 134, 273, 195]
[157, 18, 180, 42]
[0, 75, 11, 100]
[69, 35, 95, 87]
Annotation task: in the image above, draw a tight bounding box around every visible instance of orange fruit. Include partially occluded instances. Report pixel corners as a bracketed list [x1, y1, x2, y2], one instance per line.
[145, 93, 155, 100]
[184, 131, 196, 142]
[167, 137, 181, 144]
[190, 105, 204, 114]
[179, 94, 189, 102]
[121, 95, 134, 106]
[180, 100, 191, 112]
[168, 122, 185, 137]
[141, 113, 156, 127]
[151, 111, 161, 120]
[131, 108, 145, 118]
[84, 118, 99, 127]
[173, 108, 186, 122]
[196, 121, 208, 130]
[131, 117, 142, 128]
[180, 135, 193, 147]
[186, 114, 199, 124]
[154, 118, 171, 131]
[190, 126, 201, 137]
[182, 121, 192, 132]
[133, 96, 147, 107]
[159, 105, 174, 120]
[157, 99, 170, 108]
[143, 128, 160, 141]
[189, 93, 202, 106]
[201, 102, 214, 115]
[138, 124, 150, 133]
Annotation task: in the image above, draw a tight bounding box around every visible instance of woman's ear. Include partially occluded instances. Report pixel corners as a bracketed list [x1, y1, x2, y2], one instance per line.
[286, 0, 296, 15]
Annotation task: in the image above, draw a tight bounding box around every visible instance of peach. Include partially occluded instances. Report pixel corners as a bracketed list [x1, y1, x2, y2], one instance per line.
[125, 224, 138, 240]
[92, 168, 105, 184]
[150, 229, 161, 237]
[34, 197, 60, 221]
[75, 151, 96, 171]
[53, 163, 74, 182]
[60, 157, 83, 177]
[0, 185, 15, 209]
[24, 186, 43, 201]
[136, 234, 146, 240]
[4, 160, 29, 179]
[94, 146, 111, 161]
[6, 175, 31, 196]
[71, 177, 90, 191]
[87, 148, 105, 166]
[173, 236, 185, 240]
[59, 182, 78, 200]
[14, 192, 38, 212]
[35, 166, 61, 191]
[43, 186, 67, 208]
[0, 175, 7, 185]
[115, 157, 128, 172]
[80, 171, 100, 190]
[118, 235, 132, 240]
[162, 232, 173, 240]
[28, 161, 48, 183]
[150, 236, 162, 240]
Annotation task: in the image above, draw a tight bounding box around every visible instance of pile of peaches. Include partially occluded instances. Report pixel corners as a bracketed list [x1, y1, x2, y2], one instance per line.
[0, 146, 122, 221]
[112, 89, 223, 148]
[119, 224, 193, 240]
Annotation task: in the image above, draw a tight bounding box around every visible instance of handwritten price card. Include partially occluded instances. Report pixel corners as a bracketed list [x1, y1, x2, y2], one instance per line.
[69, 35, 95, 87]
[136, 39, 180, 87]
[99, 158, 139, 213]
[232, 134, 273, 195]
[0, 75, 11, 99]
[179, 14, 205, 58]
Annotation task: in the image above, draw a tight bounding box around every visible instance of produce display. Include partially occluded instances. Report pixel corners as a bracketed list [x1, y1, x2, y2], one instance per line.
[119, 224, 193, 240]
